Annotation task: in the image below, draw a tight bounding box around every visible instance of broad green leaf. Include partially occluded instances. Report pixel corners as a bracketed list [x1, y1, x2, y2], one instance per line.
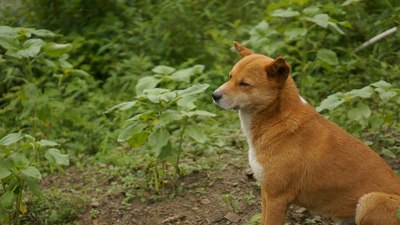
[158, 141, 173, 160]
[316, 49, 338, 65]
[148, 128, 170, 154]
[316, 93, 345, 112]
[342, 0, 361, 6]
[0, 166, 11, 179]
[127, 131, 149, 147]
[9, 153, 29, 168]
[183, 110, 216, 117]
[152, 65, 175, 75]
[45, 148, 69, 166]
[284, 28, 308, 40]
[118, 123, 147, 142]
[376, 88, 397, 102]
[170, 65, 204, 83]
[177, 84, 209, 97]
[0, 36, 19, 51]
[186, 125, 207, 143]
[371, 80, 391, 89]
[43, 42, 72, 57]
[135, 76, 160, 95]
[6, 38, 45, 58]
[21, 166, 42, 180]
[0, 133, 24, 146]
[328, 22, 345, 35]
[348, 86, 373, 98]
[0, 191, 14, 212]
[25, 176, 43, 197]
[307, 14, 330, 28]
[347, 104, 370, 122]
[270, 9, 300, 17]
[157, 110, 183, 128]
[30, 29, 56, 38]
[177, 96, 197, 110]
[105, 101, 136, 113]
[38, 139, 59, 147]
[142, 88, 172, 103]
[382, 149, 397, 159]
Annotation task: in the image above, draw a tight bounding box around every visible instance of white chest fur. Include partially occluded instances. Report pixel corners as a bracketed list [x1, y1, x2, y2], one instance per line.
[239, 111, 264, 181]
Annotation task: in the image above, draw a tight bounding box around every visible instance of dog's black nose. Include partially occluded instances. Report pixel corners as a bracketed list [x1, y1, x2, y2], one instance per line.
[212, 91, 222, 102]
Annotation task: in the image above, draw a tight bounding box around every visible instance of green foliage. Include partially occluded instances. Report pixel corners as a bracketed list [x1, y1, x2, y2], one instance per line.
[0, 132, 69, 224]
[108, 65, 215, 193]
[318, 80, 400, 155]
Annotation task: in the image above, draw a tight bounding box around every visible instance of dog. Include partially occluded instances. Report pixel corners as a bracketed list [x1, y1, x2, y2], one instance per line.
[212, 42, 400, 225]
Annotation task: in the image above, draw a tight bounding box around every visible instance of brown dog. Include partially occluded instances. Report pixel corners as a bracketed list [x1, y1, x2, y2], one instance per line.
[212, 42, 400, 225]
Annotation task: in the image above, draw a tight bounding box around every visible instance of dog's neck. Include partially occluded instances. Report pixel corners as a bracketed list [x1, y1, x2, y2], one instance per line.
[239, 77, 310, 143]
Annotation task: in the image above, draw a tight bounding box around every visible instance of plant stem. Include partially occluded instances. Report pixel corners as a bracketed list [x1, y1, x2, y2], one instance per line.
[175, 116, 188, 178]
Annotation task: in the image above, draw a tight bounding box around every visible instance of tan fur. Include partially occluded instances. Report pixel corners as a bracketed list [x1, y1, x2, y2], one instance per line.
[213, 42, 400, 225]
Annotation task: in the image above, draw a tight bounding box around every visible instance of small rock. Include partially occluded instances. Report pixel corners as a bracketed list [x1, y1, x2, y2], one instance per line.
[295, 207, 307, 214]
[232, 182, 239, 186]
[162, 215, 186, 224]
[224, 212, 240, 223]
[245, 169, 254, 179]
[200, 198, 211, 205]
[192, 207, 199, 211]
[91, 201, 100, 208]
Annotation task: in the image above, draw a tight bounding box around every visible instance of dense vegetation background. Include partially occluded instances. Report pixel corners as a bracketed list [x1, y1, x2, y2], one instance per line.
[0, 0, 399, 224]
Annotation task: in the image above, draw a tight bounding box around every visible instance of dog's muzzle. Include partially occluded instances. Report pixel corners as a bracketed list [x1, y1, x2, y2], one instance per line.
[212, 91, 222, 102]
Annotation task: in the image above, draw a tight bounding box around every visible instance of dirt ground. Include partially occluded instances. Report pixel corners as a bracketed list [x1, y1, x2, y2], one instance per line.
[40, 155, 399, 225]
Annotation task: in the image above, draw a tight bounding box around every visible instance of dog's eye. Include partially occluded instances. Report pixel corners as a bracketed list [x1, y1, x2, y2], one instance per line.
[240, 82, 250, 87]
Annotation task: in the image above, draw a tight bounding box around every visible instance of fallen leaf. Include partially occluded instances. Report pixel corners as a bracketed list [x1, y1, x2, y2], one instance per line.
[224, 212, 240, 223]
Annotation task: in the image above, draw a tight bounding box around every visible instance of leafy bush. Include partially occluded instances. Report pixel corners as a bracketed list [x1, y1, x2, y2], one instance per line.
[0, 133, 68, 224]
[107, 65, 215, 193]
[318, 80, 400, 156]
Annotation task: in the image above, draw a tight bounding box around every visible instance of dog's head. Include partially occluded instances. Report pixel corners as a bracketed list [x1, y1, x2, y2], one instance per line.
[212, 42, 291, 112]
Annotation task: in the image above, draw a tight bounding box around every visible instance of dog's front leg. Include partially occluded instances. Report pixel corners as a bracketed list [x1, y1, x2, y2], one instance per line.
[261, 188, 289, 225]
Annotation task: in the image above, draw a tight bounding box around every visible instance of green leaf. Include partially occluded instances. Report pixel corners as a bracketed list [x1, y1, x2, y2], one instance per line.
[6, 38, 45, 58]
[118, 123, 147, 142]
[328, 22, 345, 35]
[21, 166, 42, 180]
[371, 80, 391, 89]
[158, 141, 173, 160]
[396, 208, 400, 219]
[38, 139, 59, 147]
[186, 125, 207, 143]
[0, 166, 11, 180]
[0, 191, 14, 212]
[0, 35, 19, 51]
[105, 101, 136, 113]
[148, 128, 170, 154]
[157, 110, 183, 128]
[135, 76, 160, 95]
[127, 132, 149, 147]
[177, 84, 209, 97]
[342, 0, 361, 6]
[270, 9, 300, 17]
[43, 42, 72, 57]
[25, 176, 43, 198]
[348, 86, 373, 98]
[284, 28, 308, 40]
[307, 14, 330, 28]
[152, 65, 176, 75]
[177, 96, 197, 110]
[316, 49, 338, 65]
[45, 148, 69, 166]
[30, 29, 56, 38]
[170, 65, 204, 83]
[9, 153, 29, 168]
[0, 133, 24, 146]
[382, 149, 397, 159]
[316, 93, 345, 112]
[347, 103, 370, 122]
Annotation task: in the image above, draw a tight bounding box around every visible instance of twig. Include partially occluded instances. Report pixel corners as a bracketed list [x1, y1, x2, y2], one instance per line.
[355, 27, 397, 52]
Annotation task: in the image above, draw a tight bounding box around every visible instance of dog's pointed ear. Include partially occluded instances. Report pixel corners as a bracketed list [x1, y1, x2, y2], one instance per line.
[266, 56, 290, 85]
[233, 41, 254, 57]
